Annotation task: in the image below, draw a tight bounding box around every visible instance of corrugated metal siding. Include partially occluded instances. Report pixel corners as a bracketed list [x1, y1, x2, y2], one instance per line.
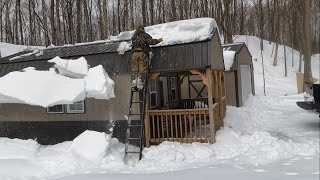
[150, 41, 211, 73]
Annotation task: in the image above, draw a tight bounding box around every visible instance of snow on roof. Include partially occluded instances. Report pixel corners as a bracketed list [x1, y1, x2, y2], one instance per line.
[0, 42, 44, 58]
[117, 18, 219, 47]
[0, 69, 86, 107]
[223, 51, 236, 71]
[0, 57, 115, 107]
[85, 65, 115, 100]
[48, 56, 89, 78]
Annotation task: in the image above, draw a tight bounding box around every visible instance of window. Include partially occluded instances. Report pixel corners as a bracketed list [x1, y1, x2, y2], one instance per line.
[47, 105, 64, 114]
[67, 101, 85, 113]
[170, 77, 177, 100]
[150, 79, 157, 108]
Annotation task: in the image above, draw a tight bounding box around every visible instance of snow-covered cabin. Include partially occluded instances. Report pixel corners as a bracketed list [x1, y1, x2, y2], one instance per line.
[0, 18, 226, 146]
[223, 43, 255, 107]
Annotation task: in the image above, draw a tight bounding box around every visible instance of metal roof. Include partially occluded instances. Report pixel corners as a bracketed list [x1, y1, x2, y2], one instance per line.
[0, 40, 126, 64]
[0, 29, 223, 77]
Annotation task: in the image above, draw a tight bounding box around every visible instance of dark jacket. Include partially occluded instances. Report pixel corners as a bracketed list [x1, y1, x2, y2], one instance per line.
[132, 27, 161, 55]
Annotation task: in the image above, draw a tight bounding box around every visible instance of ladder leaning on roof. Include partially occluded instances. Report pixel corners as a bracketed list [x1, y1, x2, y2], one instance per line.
[124, 80, 147, 161]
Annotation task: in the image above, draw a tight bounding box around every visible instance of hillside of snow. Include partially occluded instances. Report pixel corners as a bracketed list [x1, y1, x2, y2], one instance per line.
[0, 42, 44, 58]
[234, 35, 320, 96]
[0, 36, 319, 180]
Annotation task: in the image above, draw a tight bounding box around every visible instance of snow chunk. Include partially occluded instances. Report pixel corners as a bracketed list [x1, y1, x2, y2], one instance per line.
[118, 18, 218, 47]
[117, 42, 131, 54]
[70, 130, 110, 162]
[223, 50, 236, 71]
[85, 65, 115, 100]
[48, 56, 89, 78]
[0, 70, 86, 107]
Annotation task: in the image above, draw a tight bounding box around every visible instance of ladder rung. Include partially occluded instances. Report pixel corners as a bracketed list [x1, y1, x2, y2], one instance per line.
[132, 101, 144, 103]
[130, 113, 143, 115]
[126, 151, 140, 154]
[127, 138, 141, 140]
[128, 124, 142, 127]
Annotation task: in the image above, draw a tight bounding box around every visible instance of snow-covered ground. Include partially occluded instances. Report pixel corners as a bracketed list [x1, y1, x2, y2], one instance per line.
[0, 36, 319, 180]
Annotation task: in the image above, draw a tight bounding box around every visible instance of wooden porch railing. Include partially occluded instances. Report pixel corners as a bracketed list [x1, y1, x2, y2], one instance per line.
[145, 104, 219, 146]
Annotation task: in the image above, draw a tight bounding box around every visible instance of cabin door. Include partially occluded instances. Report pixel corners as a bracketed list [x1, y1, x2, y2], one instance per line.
[159, 77, 168, 109]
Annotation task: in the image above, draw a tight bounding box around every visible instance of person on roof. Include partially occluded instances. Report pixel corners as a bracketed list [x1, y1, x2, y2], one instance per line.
[131, 25, 163, 90]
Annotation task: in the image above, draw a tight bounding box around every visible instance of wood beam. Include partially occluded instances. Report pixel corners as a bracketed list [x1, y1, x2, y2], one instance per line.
[190, 70, 209, 87]
[206, 68, 215, 143]
[150, 73, 160, 80]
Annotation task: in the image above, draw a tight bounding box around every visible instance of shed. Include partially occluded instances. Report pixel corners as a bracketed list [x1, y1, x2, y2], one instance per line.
[0, 18, 226, 146]
[222, 42, 255, 107]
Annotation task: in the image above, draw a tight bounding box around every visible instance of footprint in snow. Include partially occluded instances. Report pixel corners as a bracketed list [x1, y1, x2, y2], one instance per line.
[290, 157, 300, 161]
[233, 165, 244, 169]
[283, 163, 292, 166]
[84, 170, 91, 174]
[253, 169, 268, 173]
[312, 172, 320, 175]
[285, 172, 299, 176]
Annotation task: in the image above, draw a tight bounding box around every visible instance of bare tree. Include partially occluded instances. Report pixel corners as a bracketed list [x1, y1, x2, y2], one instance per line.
[303, 0, 313, 86]
[42, 0, 50, 46]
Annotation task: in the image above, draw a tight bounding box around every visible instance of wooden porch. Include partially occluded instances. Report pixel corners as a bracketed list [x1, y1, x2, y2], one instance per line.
[145, 69, 226, 147]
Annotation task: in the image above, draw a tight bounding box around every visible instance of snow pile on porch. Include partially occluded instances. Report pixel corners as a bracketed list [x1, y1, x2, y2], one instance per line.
[117, 18, 218, 47]
[0, 57, 114, 107]
[223, 50, 236, 71]
[48, 56, 89, 78]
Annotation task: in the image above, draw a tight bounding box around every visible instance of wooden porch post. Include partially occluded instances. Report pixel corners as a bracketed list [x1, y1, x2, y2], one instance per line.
[145, 73, 160, 147]
[206, 68, 215, 143]
[213, 70, 220, 132]
[218, 71, 224, 126]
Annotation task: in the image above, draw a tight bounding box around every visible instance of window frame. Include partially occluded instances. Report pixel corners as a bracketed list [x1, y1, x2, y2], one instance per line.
[170, 76, 177, 100]
[47, 104, 65, 114]
[150, 79, 158, 108]
[67, 100, 85, 114]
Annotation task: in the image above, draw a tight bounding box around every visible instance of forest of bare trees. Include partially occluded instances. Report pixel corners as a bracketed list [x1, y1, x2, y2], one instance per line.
[0, 0, 319, 56]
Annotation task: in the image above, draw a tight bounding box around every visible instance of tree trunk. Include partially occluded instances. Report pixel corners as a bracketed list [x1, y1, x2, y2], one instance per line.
[56, 0, 61, 45]
[51, 0, 56, 45]
[149, 0, 154, 25]
[142, 0, 146, 26]
[273, 43, 279, 66]
[171, 0, 176, 21]
[42, 0, 50, 46]
[284, 45, 287, 77]
[302, 0, 313, 86]
[102, 0, 108, 37]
